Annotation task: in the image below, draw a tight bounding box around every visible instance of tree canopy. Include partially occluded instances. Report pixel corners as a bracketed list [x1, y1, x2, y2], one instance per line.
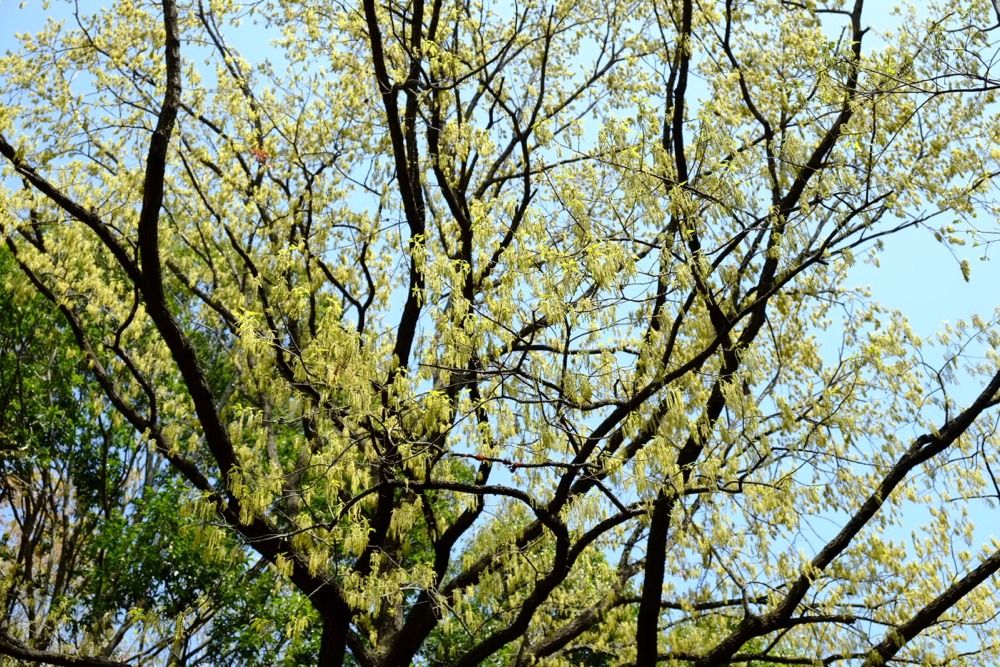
[2, 0, 1000, 665]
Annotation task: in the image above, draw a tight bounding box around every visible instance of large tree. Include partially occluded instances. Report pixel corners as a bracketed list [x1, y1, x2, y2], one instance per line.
[2, 0, 1000, 665]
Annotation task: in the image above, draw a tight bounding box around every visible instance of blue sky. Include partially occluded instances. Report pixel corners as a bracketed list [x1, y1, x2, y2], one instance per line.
[3, 0, 999, 469]
[4, 3, 998, 418]
[3, 3, 999, 458]
[3, 0, 996, 341]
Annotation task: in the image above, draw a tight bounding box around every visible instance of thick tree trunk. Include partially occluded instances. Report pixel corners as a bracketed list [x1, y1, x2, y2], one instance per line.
[318, 615, 349, 667]
[635, 490, 672, 666]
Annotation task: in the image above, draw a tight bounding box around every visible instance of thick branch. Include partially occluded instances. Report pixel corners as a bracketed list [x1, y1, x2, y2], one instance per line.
[0, 633, 129, 667]
[862, 548, 1000, 666]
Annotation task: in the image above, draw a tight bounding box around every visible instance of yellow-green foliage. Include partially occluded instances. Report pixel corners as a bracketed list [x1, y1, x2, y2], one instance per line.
[3, 0, 1000, 665]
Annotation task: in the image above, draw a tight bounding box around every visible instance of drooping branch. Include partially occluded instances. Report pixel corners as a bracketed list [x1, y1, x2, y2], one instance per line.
[0, 135, 140, 284]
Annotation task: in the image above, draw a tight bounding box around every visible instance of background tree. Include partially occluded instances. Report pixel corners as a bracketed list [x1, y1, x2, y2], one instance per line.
[3, 0, 1000, 665]
[0, 245, 321, 665]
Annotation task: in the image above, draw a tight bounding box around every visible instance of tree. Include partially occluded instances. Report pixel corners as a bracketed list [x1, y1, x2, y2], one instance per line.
[0, 245, 321, 665]
[2, 0, 1000, 664]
